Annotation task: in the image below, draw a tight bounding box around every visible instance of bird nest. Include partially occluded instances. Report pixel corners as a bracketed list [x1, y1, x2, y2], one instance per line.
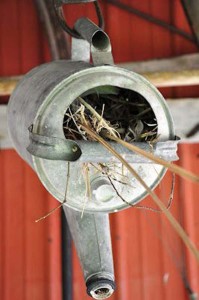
[63, 87, 158, 143]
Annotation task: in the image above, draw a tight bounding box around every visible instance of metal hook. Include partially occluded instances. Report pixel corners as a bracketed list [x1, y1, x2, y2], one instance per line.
[53, 0, 104, 39]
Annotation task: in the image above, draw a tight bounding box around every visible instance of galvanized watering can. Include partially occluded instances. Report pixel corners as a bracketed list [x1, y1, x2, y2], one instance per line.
[8, 18, 178, 299]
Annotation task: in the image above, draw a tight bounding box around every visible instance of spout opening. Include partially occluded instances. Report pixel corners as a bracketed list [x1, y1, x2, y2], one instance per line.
[90, 286, 114, 299]
[87, 278, 116, 299]
[92, 31, 110, 51]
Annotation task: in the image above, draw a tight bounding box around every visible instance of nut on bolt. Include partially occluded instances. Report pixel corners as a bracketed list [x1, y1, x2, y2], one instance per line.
[72, 145, 78, 152]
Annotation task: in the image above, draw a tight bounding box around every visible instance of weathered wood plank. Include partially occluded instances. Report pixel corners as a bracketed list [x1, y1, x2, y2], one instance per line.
[1, 54, 199, 96]
[0, 76, 22, 96]
[119, 53, 199, 73]
[1, 69, 199, 95]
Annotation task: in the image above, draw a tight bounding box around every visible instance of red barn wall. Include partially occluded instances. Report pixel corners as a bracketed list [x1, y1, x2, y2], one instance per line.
[0, 1, 199, 300]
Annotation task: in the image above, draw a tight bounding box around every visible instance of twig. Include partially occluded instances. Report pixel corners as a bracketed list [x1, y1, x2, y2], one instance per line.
[83, 163, 92, 199]
[64, 162, 70, 203]
[35, 203, 64, 223]
[107, 174, 135, 207]
[35, 162, 70, 223]
[135, 107, 152, 118]
[103, 160, 175, 212]
[78, 97, 120, 138]
[68, 107, 87, 140]
[135, 172, 175, 211]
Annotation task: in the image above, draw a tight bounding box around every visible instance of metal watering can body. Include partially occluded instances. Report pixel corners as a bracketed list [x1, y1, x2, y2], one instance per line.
[7, 59, 176, 213]
[7, 18, 177, 299]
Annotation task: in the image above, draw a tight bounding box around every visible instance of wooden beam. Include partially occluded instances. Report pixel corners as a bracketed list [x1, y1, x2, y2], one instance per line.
[1, 53, 199, 96]
[0, 70, 198, 94]
[0, 69, 199, 95]
[143, 69, 199, 87]
[119, 53, 199, 87]
[0, 76, 22, 96]
[119, 53, 199, 73]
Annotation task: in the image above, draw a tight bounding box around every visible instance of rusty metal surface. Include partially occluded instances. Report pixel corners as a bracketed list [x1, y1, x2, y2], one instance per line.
[1, 0, 199, 299]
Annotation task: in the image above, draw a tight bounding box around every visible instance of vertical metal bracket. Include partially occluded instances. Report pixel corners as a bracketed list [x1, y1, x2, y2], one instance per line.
[71, 38, 90, 62]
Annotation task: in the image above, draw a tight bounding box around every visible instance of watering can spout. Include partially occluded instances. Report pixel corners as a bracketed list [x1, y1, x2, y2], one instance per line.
[63, 206, 115, 299]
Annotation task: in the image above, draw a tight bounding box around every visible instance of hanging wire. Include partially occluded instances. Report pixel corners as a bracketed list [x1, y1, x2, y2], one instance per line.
[53, 0, 104, 38]
[104, 0, 198, 45]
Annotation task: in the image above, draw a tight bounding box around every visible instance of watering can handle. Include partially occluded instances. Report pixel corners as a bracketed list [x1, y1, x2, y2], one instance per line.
[53, 0, 104, 39]
[53, 0, 112, 65]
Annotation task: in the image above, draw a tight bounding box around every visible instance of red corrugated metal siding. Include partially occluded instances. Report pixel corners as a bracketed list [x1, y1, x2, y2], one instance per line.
[0, 1, 199, 300]
[0, 150, 62, 300]
[179, 145, 199, 292]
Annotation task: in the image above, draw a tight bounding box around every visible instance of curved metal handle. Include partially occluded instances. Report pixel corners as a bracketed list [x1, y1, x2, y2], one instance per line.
[27, 127, 81, 161]
[54, 0, 104, 39]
